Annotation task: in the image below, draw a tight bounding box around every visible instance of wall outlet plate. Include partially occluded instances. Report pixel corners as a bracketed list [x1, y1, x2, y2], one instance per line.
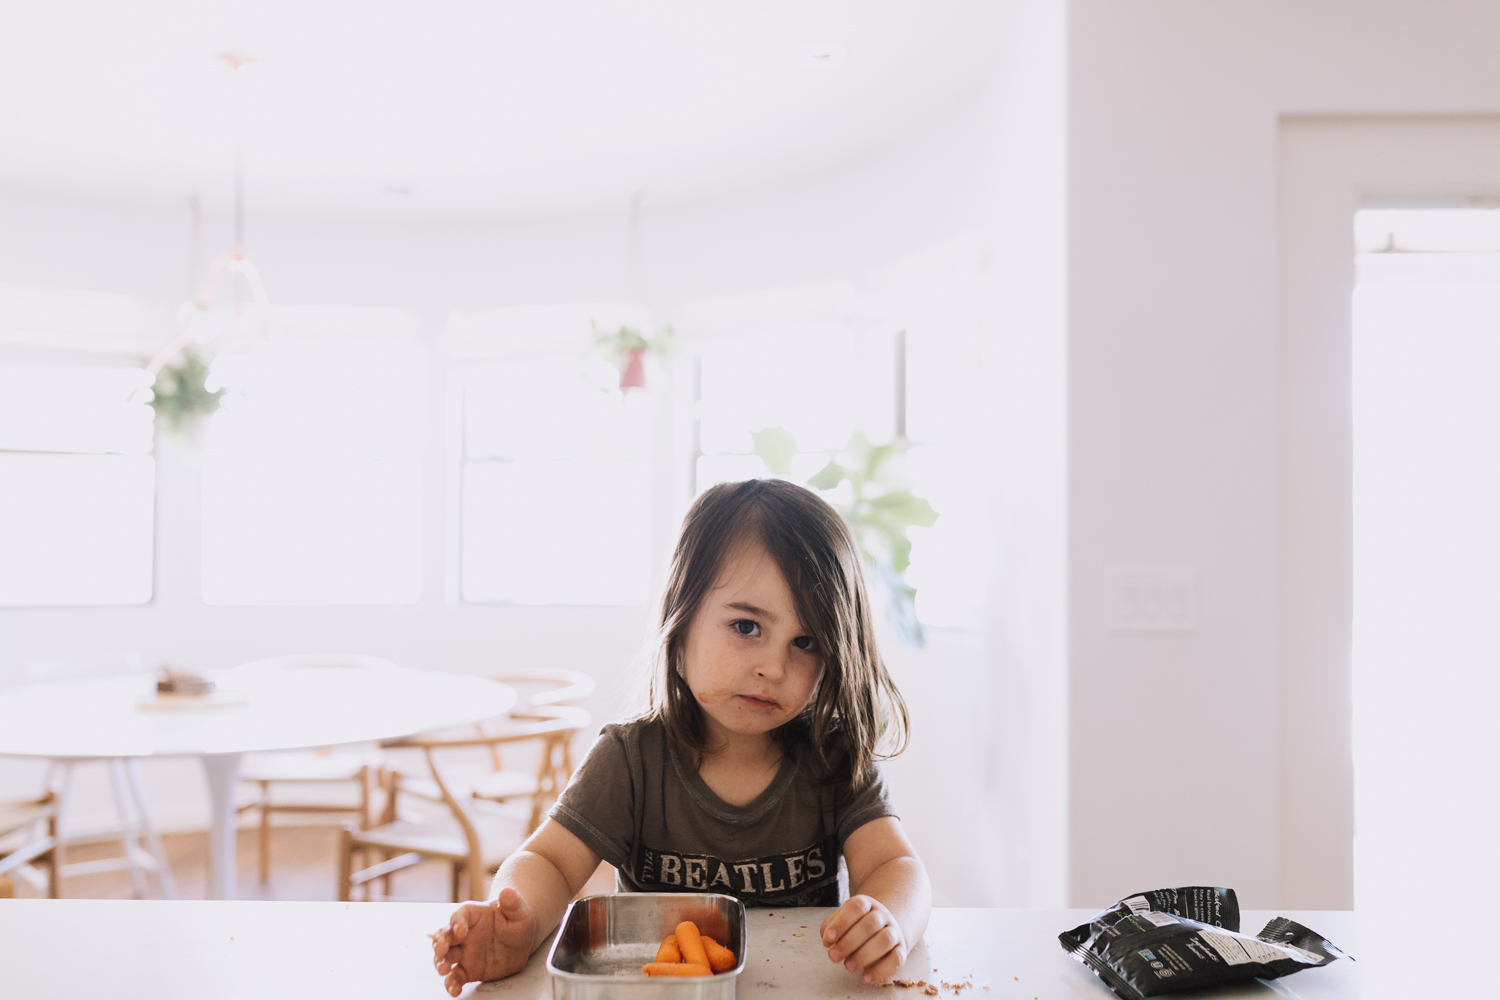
[1106, 567, 1197, 634]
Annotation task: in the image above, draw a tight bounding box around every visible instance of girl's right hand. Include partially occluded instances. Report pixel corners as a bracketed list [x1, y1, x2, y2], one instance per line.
[431, 887, 537, 995]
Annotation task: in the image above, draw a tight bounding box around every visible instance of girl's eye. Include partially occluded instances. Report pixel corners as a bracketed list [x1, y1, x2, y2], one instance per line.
[792, 636, 817, 652]
[732, 620, 761, 637]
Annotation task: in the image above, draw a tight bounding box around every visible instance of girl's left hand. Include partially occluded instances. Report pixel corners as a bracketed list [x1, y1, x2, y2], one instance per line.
[820, 894, 909, 983]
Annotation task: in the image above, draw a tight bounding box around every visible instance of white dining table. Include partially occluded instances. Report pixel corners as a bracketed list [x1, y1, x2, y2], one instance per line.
[0, 899, 1362, 1000]
[0, 666, 516, 900]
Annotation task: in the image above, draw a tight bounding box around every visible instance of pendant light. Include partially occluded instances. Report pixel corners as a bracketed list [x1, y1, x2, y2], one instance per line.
[131, 53, 272, 401]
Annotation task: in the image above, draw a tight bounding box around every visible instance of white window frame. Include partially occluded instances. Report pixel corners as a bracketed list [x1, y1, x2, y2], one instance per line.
[446, 302, 659, 606]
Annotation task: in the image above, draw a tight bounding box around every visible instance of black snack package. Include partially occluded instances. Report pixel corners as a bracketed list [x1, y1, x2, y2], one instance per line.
[1058, 887, 1348, 999]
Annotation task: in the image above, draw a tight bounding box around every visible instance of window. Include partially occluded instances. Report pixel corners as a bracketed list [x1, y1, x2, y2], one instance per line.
[0, 364, 155, 606]
[694, 325, 860, 491]
[458, 357, 653, 604]
[199, 308, 425, 605]
[686, 260, 990, 633]
[893, 265, 990, 632]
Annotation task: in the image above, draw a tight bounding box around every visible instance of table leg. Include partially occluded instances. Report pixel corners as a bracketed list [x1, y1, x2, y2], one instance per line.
[125, 758, 179, 899]
[50, 760, 75, 886]
[107, 758, 150, 899]
[200, 752, 244, 900]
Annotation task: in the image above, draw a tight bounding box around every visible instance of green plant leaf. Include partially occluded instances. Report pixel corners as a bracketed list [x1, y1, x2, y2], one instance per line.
[869, 562, 924, 647]
[650, 326, 678, 357]
[805, 459, 847, 491]
[750, 427, 798, 476]
[591, 321, 674, 360]
[867, 491, 939, 527]
[865, 441, 898, 475]
[149, 349, 224, 429]
[591, 321, 649, 358]
[889, 532, 914, 574]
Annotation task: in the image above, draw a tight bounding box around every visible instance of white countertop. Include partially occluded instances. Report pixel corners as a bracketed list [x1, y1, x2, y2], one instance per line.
[0, 899, 1361, 1000]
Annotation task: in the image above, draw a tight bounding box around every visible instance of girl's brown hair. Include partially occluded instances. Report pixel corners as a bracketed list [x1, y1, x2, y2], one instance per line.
[646, 479, 909, 790]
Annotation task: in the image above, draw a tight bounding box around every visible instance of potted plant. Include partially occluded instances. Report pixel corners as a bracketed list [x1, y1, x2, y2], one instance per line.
[592, 323, 676, 392]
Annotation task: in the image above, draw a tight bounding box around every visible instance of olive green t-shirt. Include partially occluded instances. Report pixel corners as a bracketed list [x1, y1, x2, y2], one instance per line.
[549, 718, 896, 907]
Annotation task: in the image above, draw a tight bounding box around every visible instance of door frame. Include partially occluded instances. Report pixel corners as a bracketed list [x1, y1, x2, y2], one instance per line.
[1276, 115, 1500, 908]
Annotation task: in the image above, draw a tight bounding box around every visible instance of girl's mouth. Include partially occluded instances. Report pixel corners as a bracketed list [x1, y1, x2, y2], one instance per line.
[738, 694, 780, 710]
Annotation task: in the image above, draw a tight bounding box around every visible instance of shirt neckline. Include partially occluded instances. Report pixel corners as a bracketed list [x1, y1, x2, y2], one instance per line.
[666, 730, 802, 825]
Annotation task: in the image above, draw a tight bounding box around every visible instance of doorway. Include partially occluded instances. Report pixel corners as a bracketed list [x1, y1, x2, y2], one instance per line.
[1280, 118, 1500, 997]
[1351, 204, 1500, 932]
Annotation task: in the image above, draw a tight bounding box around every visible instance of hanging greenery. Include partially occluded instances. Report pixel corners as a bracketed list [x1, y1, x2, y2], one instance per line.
[750, 428, 938, 647]
[591, 322, 677, 391]
[591, 322, 678, 358]
[148, 349, 224, 430]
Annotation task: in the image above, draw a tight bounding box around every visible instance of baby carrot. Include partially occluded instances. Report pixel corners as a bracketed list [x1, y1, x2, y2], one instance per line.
[641, 962, 711, 977]
[674, 921, 711, 969]
[701, 935, 736, 973]
[655, 934, 681, 964]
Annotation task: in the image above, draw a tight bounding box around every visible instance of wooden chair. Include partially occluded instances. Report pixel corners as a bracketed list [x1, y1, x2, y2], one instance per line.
[468, 671, 592, 821]
[478, 700, 588, 834]
[378, 669, 594, 828]
[490, 668, 595, 709]
[338, 705, 591, 902]
[0, 791, 59, 899]
[232, 653, 396, 884]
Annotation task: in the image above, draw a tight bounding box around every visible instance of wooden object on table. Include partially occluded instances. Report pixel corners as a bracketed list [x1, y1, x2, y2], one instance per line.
[136, 666, 249, 710]
[0, 791, 59, 898]
[135, 689, 251, 710]
[340, 705, 592, 902]
[155, 667, 216, 695]
[231, 653, 397, 885]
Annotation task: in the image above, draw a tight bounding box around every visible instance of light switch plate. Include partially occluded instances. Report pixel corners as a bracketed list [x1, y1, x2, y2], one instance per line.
[1107, 567, 1197, 633]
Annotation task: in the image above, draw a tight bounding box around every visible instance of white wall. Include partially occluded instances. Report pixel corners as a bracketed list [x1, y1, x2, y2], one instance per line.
[1065, 0, 1500, 910]
[975, 0, 1070, 910]
[0, 91, 1000, 897]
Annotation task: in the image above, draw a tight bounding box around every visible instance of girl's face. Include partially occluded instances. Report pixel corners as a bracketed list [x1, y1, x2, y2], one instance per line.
[680, 541, 823, 746]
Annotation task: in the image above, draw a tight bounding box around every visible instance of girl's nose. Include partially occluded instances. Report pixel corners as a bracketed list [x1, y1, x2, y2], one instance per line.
[754, 650, 790, 681]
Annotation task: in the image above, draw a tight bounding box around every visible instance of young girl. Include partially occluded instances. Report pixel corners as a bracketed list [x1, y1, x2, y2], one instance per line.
[431, 479, 930, 994]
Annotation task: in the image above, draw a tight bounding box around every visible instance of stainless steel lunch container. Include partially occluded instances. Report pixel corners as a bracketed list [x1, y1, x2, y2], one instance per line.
[546, 893, 748, 1000]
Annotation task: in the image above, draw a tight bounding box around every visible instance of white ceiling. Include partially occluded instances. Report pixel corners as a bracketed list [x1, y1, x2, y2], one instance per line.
[0, 2, 1011, 219]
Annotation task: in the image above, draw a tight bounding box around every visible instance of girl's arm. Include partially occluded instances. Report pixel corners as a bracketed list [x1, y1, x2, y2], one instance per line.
[819, 817, 932, 983]
[432, 819, 602, 996]
[490, 820, 603, 951]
